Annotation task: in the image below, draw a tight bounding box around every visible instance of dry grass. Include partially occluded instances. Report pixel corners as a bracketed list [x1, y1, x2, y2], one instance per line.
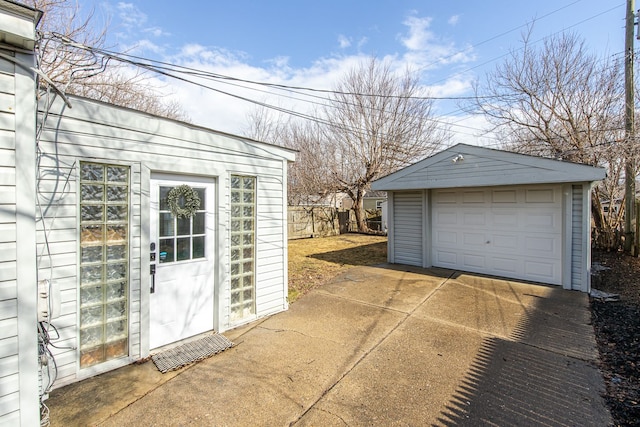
[288, 233, 387, 303]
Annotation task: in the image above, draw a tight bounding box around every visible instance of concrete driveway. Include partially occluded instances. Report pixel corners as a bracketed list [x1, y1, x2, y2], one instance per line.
[48, 264, 610, 426]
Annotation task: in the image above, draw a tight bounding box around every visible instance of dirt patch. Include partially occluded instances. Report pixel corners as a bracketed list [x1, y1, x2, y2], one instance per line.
[288, 233, 387, 303]
[591, 250, 640, 426]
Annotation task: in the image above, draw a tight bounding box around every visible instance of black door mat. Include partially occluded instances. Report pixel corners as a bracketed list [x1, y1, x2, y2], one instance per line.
[152, 334, 234, 373]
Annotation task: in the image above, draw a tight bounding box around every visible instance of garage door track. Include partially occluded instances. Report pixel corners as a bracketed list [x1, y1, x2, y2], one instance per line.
[48, 264, 610, 426]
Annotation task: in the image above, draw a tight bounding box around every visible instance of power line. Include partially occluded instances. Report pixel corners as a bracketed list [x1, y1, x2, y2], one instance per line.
[37, 1, 629, 146]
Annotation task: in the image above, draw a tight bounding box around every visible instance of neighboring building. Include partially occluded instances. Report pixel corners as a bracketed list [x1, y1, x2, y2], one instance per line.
[293, 192, 352, 209]
[363, 190, 386, 211]
[0, 3, 295, 425]
[372, 144, 605, 292]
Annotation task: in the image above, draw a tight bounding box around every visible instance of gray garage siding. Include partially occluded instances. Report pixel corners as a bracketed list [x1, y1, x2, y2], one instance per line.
[571, 184, 586, 291]
[392, 192, 423, 266]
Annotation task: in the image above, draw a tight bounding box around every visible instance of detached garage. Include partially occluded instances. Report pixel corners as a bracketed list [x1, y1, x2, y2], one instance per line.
[371, 144, 606, 292]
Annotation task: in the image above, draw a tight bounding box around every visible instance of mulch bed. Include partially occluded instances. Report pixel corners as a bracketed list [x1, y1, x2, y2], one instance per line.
[591, 250, 640, 426]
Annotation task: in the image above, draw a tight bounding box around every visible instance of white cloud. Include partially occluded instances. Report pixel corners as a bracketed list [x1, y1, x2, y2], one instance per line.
[104, 8, 480, 139]
[116, 2, 147, 28]
[338, 35, 351, 49]
[398, 15, 475, 69]
[357, 37, 369, 49]
[144, 27, 170, 38]
[441, 114, 499, 147]
[448, 15, 460, 26]
[427, 75, 473, 98]
[400, 16, 435, 51]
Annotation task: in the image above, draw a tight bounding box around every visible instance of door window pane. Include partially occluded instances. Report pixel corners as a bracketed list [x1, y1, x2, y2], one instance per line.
[193, 236, 205, 258]
[79, 162, 129, 368]
[230, 175, 256, 322]
[177, 237, 191, 261]
[157, 185, 206, 263]
[159, 238, 175, 263]
[177, 217, 190, 236]
[193, 213, 205, 235]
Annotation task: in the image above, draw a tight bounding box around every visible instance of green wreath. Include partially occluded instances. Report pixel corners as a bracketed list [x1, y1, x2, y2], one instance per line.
[167, 185, 201, 218]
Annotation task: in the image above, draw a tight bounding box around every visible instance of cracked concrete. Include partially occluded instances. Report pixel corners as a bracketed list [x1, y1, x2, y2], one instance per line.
[46, 264, 610, 426]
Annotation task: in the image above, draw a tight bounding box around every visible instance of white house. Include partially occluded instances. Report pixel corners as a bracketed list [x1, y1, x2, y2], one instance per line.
[372, 143, 605, 292]
[0, 2, 295, 425]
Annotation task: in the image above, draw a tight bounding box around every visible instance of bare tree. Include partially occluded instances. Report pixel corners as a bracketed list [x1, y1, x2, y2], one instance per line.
[25, 0, 187, 120]
[247, 58, 447, 231]
[472, 31, 629, 249]
[322, 58, 447, 231]
[246, 107, 328, 206]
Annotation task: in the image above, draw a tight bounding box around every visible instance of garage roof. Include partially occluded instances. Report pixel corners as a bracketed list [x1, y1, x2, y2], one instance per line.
[372, 143, 606, 191]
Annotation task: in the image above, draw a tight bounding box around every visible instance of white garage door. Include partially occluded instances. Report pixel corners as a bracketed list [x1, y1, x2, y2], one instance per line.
[432, 186, 562, 285]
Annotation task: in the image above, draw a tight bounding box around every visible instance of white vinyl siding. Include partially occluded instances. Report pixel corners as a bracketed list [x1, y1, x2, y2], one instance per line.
[0, 57, 18, 424]
[392, 192, 423, 266]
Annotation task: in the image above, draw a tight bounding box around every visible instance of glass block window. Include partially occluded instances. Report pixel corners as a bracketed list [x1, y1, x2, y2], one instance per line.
[230, 175, 255, 321]
[157, 186, 206, 263]
[79, 163, 129, 368]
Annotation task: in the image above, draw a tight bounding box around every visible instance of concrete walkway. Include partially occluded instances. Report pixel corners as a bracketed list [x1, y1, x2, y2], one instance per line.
[47, 265, 611, 426]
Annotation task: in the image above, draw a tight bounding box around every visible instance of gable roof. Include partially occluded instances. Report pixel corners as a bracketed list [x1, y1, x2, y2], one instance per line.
[371, 143, 606, 191]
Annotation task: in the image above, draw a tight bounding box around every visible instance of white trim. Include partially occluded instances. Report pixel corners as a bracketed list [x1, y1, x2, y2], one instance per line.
[15, 50, 38, 427]
[139, 164, 150, 357]
[386, 191, 395, 263]
[282, 158, 289, 310]
[562, 184, 572, 290]
[583, 183, 593, 293]
[422, 190, 431, 268]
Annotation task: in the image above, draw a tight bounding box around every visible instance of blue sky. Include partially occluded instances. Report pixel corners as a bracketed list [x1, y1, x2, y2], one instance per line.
[80, 0, 626, 145]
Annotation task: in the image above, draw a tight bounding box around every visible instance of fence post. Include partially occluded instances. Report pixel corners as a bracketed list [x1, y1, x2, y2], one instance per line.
[635, 200, 640, 256]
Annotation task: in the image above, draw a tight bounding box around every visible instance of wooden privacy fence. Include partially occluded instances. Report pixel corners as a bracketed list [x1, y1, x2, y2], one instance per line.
[287, 206, 383, 239]
[288, 206, 340, 239]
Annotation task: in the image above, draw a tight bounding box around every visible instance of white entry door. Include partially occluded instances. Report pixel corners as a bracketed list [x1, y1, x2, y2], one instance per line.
[150, 177, 216, 349]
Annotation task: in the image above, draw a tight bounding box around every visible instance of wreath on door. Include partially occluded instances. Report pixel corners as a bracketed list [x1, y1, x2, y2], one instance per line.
[167, 184, 201, 218]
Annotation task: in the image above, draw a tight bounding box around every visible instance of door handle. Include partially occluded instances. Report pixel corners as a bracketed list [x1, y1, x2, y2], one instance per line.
[150, 264, 156, 294]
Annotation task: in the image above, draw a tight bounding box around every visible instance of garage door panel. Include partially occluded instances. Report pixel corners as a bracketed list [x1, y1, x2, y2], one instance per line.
[492, 189, 517, 203]
[490, 210, 519, 227]
[463, 212, 486, 226]
[463, 253, 486, 269]
[435, 230, 457, 245]
[436, 191, 457, 203]
[463, 190, 485, 203]
[435, 210, 457, 225]
[435, 250, 457, 267]
[492, 234, 518, 250]
[525, 236, 557, 253]
[463, 232, 486, 247]
[432, 186, 562, 285]
[525, 212, 560, 229]
[525, 188, 555, 203]
[492, 257, 520, 275]
[524, 260, 556, 281]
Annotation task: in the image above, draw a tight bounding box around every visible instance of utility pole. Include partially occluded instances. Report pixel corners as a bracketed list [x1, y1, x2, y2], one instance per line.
[624, 0, 636, 255]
